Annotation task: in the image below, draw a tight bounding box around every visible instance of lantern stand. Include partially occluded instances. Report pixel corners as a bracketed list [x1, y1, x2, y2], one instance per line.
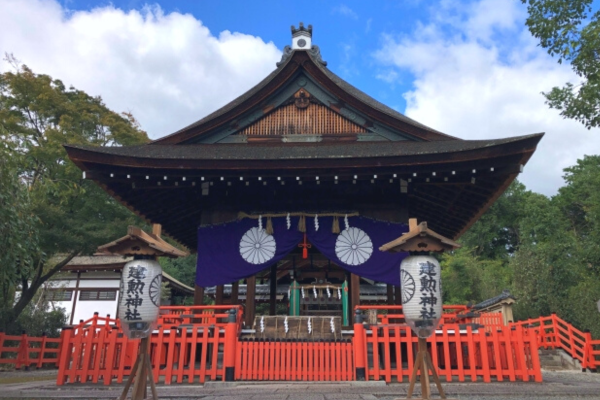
[97, 225, 188, 400]
[380, 219, 460, 400]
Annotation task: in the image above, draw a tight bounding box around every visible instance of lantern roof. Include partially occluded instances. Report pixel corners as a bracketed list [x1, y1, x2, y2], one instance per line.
[379, 218, 461, 253]
[97, 225, 188, 258]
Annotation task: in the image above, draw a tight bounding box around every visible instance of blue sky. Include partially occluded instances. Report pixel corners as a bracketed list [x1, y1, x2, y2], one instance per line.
[1, 0, 599, 195]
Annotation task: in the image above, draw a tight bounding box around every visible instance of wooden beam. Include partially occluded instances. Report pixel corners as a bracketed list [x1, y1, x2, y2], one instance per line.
[231, 281, 239, 305]
[394, 286, 402, 305]
[245, 276, 256, 328]
[387, 284, 394, 306]
[152, 224, 162, 237]
[269, 265, 277, 315]
[351, 273, 360, 313]
[216, 285, 224, 305]
[194, 285, 204, 306]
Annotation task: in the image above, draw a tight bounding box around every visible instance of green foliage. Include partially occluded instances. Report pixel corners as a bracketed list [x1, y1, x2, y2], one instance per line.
[522, 0, 600, 128]
[448, 157, 600, 337]
[5, 290, 68, 338]
[0, 60, 149, 329]
[160, 255, 197, 289]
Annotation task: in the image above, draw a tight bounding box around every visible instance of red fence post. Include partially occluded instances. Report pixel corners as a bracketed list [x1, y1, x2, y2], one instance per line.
[56, 327, 73, 385]
[224, 309, 238, 381]
[37, 332, 47, 369]
[353, 310, 366, 380]
[583, 330, 593, 371]
[16, 332, 29, 370]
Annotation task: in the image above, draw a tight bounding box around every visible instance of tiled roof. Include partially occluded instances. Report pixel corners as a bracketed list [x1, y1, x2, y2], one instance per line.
[473, 289, 515, 310]
[66, 134, 542, 161]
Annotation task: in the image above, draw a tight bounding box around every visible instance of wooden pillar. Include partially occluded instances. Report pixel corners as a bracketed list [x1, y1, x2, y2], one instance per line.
[245, 276, 256, 328]
[350, 273, 360, 313]
[231, 281, 239, 305]
[216, 285, 224, 305]
[394, 285, 402, 305]
[194, 285, 205, 305]
[269, 265, 277, 315]
[387, 284, 394, 305]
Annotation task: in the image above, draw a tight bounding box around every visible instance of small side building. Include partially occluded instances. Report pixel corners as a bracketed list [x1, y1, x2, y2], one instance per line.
[472, 289, 516, 325]
[43, 255, 193, 325]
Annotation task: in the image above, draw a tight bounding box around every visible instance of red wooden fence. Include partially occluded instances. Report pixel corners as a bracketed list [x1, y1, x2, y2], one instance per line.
[0, 332, 61, 369]
[235, 338, 354, 381]
[57, 307, 241, 385]
[353, 323, 542, 383]
[511, 313, 600, 370]
[0, 306, 587, 383]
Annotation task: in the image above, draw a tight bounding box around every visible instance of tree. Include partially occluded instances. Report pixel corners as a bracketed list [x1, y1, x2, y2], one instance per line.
[522, 0, 600, 128]
[0, 60, 149, 329]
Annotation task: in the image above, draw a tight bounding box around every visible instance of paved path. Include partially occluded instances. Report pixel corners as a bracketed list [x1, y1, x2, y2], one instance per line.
[0, 370, 598, 399]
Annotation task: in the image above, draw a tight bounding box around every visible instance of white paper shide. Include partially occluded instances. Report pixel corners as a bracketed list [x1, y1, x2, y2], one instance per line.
[118, 259, 162, 338]
[400, 255, 442, 338]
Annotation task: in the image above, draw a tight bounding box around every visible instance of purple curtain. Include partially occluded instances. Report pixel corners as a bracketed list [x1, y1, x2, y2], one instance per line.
[196, 216, 408, 287]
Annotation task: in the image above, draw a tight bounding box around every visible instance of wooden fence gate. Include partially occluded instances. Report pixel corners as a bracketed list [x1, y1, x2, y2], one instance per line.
[235, 338, 354, 381]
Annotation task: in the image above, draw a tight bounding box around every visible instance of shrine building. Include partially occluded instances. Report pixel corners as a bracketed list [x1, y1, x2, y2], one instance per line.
[64, 23, 542, 329]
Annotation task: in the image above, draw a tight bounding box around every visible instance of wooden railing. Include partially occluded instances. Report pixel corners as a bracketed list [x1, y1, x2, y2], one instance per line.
[354, 305, 500, 327]
[511, 313, 600, 370]
[353, 322, 541, 383]
[56, 308, 236, 385]
[0, 331, 61, 369]
[235, 338, 354, 381]
[0, 306, 585, 384]
[159, 305, 244, 332]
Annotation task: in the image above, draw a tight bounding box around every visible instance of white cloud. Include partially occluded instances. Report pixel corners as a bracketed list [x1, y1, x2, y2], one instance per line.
[0, 0, 281, 139]
[333, 4, 359, 20]
[374, 0, 600, 196]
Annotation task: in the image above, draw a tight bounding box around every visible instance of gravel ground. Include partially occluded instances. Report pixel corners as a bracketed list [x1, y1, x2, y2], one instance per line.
[0, 369, 598, 399]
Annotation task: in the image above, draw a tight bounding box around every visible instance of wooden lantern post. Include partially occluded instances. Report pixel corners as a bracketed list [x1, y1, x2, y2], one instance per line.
[98, 224, 188, 400]
[380, 218, 460, 400]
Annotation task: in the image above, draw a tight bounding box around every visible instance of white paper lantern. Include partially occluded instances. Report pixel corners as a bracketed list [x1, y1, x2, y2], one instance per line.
[118, 259, 162, 338]
[400, 255, 442, 338]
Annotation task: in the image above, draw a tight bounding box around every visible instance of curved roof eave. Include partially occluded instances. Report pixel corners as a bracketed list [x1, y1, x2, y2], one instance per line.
[152, 50, 457, 145]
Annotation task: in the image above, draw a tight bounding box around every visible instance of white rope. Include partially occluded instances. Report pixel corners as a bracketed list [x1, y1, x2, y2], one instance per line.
[344, 214, 349, 230]
[258, 215, 263, 230]
[314, 214, 319, 231]
[330, 317, 335, 333]
[308, 318, 312, 334]
[286, 213, 291, 229]
[260, 316, 265, 333]
[284, 316, 289, 334]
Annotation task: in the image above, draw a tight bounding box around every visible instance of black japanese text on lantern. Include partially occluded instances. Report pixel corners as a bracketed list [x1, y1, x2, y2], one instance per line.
[124, 266, 146, 321]
[418, 261, 437, 323]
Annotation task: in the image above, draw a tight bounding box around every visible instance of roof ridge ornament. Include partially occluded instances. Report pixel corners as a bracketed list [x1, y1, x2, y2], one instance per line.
[277, 22, 327, 67]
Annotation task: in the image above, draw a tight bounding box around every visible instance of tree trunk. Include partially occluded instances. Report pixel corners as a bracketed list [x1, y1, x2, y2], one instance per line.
[1, 252, 78, 330]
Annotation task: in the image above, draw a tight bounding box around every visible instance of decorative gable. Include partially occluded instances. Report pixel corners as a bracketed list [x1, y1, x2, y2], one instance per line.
[237, 92, 368, 136]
